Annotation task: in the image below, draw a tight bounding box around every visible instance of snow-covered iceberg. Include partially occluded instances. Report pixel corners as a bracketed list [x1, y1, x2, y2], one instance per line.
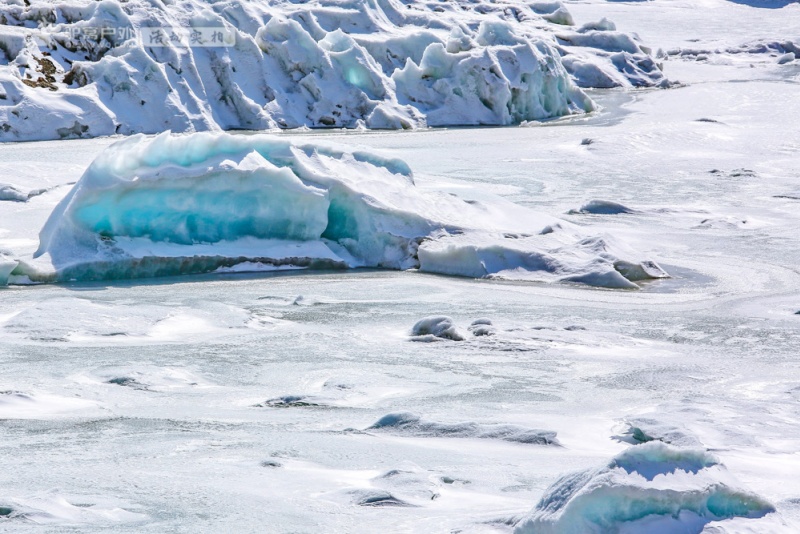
[0, 0, 666, 141]
[514, 442, 776, 534]
[10, 131, 667, 287]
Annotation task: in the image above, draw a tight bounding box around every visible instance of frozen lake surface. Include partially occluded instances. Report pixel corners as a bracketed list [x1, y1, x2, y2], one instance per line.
[2, 0, 800, 531]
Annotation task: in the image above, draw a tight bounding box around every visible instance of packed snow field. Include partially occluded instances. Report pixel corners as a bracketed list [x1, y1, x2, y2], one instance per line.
[2, 0, 800, 532]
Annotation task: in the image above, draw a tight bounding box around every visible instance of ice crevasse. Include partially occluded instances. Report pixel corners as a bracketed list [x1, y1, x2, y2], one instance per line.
[0, 0, 667, 140]
[8, 131, 668, 287]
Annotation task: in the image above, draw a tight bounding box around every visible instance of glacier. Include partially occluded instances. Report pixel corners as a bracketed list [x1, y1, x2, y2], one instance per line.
[514, 442, 777, 534]
[10, 131, 667, 287]
[0, 0, 668, 141]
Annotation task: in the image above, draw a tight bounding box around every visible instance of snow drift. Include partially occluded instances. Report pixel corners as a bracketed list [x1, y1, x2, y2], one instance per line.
[514, 442, 776, 534]
[0, 0, 667, 141]
[10, 131, 667, 287]
[368, 412, 559, 445]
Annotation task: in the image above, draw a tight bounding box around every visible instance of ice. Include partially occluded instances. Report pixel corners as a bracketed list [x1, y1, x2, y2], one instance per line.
[410, 316, 465, 341]
[368, 412, 560, 445]
[7, 131, 666, 289]
[469, 318, 496, 337]
[621, 417, 704, 447]
[391, 23, 594, 126]
[0, 184, 28, 202]
[0, 0, 668, 140]
[417, 233, 668, 288]
[515, 442, 776, 534]
[347, 489, 413, 507]
[2, 0, 800, 529]
[572, 200, 636, 215]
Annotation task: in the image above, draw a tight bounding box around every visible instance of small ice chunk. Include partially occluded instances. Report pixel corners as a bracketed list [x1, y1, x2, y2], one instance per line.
[573, 199, 635, 215]
[624, 417, 703, 447]
[411, 316, 465, 341]
[256, 395, 323, 408]
[349, 489, 413, 507]
[514, 442, 775, 533]
[0, 256, 18, 286]
[469, 318, 495, 336]
[0, 184, 28, 202]
[777, 53, 795, 64]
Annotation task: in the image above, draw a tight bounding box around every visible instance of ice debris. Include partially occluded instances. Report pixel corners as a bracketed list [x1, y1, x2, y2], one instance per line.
[514, 442, 776, 534]
[10, 132, 668, 288]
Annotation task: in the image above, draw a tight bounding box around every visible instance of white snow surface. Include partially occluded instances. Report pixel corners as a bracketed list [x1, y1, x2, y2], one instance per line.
[2, 0, 800, 532]
[0, 0, 669, 141]
[14, 131, 666, 287]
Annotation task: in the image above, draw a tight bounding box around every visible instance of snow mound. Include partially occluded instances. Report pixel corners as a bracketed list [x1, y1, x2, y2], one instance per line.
[623, 417, 703, 447]
[348, 489, 414, 508]
[0, 0, 667, 140]
[410, 316, 465, 341]
[469, 317, 495, 337]
[368, 412, 559, 445]
[0, 390, 101, 419]
[0, 492, 145, 526]
[572, 199, 636, 215]
[514, 442, 776, 534]
[13, 132, 667, 288]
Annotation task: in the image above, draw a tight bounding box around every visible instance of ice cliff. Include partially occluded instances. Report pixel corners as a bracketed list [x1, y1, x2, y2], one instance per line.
[8, 131, 668, 286]
[0, 0, 667, 141]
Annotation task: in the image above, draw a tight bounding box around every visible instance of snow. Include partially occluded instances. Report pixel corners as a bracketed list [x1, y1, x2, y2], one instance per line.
[572, 199, 636, 215]
[0, 492, 146, 526]
[0, 0, 668, 141]
[1, 0, 800, 531]
[410, 315, 465, 341]
[368, 412, 560, 445]
[7, 131, 666, 289]
[0, 390, 101, 419]
[515, 442, 777, 534]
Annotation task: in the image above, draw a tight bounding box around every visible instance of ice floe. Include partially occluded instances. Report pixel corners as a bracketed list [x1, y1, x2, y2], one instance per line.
[514, 442, 776, 533]
[6, 132, 667, 289]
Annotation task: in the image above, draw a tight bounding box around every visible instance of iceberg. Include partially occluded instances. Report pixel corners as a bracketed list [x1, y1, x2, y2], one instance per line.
[514, 442, 776, 534]
[10, 131, 666, 287]
[0, 0, 667, 141]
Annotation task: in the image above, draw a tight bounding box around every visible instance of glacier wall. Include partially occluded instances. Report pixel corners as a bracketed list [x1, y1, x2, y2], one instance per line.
[0, 0, 667, 141]
[13, 131, 668, 287]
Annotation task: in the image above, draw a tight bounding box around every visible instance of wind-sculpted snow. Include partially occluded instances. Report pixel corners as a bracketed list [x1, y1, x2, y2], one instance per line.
[0, 0, 667, 140]
[368, 412, 560, 445]
[410, 316, 465, 341]
[514, 442, 776, 534]
[9, 132, 668, 287]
